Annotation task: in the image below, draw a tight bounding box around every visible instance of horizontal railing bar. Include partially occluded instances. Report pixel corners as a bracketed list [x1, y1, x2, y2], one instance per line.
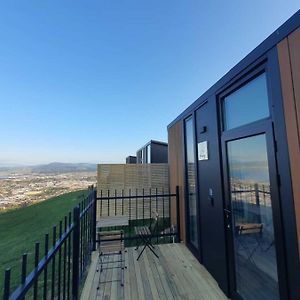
[97, 193, 176, 200]
[99, 260, 124, 264]
[100, 266, 123, 270]
[98, 279, 121, 284]
[96, 232, 176, 243]
[100, 252, 123, 257]
[231, 190, 270, 194]
[9, 224, 74, 300]
[79, 199, 94, 218]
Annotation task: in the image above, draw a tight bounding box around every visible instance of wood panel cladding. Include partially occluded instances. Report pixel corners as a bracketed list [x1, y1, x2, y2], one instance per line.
[278, 27, 300, 258]
[97, 164, 169, 193]
[168, 121, 186, 243]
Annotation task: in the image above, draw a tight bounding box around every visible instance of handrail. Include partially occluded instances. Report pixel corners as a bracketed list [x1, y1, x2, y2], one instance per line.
[9, 225, 74, 300]
[3, 186, 180, 300]
[96, 193, 176, 200]
[3, 188, 97, 300]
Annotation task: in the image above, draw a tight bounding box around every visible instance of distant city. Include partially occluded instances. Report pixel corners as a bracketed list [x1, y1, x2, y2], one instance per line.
[0, 163, 97, 210]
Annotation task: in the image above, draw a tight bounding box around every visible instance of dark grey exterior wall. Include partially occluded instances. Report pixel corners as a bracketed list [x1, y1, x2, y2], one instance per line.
[167, 10, 300, 300]
[136, 140, 168, 164]
[126, 156, 137, 164]
[151, 142, 168, 163]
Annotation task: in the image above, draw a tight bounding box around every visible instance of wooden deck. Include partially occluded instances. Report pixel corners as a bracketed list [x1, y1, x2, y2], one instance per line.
[81, 243, 228, 300]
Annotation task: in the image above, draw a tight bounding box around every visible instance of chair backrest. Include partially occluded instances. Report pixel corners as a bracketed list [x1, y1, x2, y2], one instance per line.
[237, 223, 263, 235]
[149, 210, 159, 234]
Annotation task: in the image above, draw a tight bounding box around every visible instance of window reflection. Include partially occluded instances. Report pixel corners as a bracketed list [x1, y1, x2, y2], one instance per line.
[185, 117, 198, 248]
[147, 145, 151, 163]
[227, 134, 279, 300]
[223, 73, 269, 130]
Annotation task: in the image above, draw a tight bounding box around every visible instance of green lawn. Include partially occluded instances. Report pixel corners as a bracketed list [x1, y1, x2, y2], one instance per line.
[0, 190, 88, 295]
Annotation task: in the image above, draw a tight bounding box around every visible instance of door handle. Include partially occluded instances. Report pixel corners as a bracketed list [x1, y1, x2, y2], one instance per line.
[224, 209, 231, 229]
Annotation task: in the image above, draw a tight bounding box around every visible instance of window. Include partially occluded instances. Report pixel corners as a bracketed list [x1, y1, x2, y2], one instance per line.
[185, 117, 198, 248]
[227, 134, 279, 300]
[223, 73, 269, 130]
[147, 145, 151, 163]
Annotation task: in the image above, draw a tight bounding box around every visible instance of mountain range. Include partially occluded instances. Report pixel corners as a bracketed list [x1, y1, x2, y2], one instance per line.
[0, 162, 97, 173]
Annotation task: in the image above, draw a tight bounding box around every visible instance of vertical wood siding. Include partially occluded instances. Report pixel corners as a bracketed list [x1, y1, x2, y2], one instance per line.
[278, 27, 300, 258]
[168, 121, 186, 242]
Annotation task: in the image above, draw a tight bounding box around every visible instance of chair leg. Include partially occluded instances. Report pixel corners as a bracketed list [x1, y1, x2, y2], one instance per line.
[136, 238, 159, 261]
[146, 239, 155, 250]
[137, 244, 147, 261]
[147, 243, 159, 259]
[135, 235, 144, 250]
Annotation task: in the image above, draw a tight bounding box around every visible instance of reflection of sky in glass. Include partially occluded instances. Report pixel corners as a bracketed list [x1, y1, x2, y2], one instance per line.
[147, 144, 151, 163]
[228, 134, 269, 183]
[224, 73, 269, 130]
[228, 135, 279, 300]
[186, 118, 195, 163]
[185, 117, 198, 248]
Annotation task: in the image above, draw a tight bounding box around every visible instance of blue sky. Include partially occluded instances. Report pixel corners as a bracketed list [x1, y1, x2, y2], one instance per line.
[0, 1, 299, 165]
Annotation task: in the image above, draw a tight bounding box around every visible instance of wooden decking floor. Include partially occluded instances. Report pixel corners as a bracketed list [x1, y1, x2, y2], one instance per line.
[81, 243, 228, 300]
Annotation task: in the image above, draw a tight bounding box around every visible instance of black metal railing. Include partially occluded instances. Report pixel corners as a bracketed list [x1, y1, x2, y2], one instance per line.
[231, 182, 271, 223]
[2, 186, 180, 299]
[3, 188, 97, 300]
[231, 182, 271, 206]
[96, 186, 180, 246]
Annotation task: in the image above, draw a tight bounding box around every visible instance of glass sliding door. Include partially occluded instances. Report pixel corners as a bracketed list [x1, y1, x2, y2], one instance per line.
[227, 134, 279, 300]
[220, 69, 286, 299]
[184, 117, 198, 249]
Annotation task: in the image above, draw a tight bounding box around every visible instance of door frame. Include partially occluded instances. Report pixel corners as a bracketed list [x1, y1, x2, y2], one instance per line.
[218, 65, 289, 299]
[182, 113, 202, 261]
[221, 122, 287, 300]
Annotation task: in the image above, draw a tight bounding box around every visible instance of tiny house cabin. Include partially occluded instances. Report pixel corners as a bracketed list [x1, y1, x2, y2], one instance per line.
[136, 140, 168, 164]
[125, 155, 137, 164]
[168, 10, 300, 300]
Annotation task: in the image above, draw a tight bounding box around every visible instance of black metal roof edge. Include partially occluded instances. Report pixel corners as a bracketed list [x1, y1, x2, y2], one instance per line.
[136, 140, 168, 152]
[167, 9, 300, 129]
[150, 139, 168, 146]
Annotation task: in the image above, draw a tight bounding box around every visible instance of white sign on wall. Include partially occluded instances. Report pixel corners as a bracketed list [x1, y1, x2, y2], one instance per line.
[198, 141, 209, 160]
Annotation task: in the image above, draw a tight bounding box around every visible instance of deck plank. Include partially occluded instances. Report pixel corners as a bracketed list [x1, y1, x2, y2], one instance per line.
[131, 247, 146, 300]
[124, 250, 130, 300]
[157, 245, 188, 299]
[143, 249, 161, 299]
[127, 248, 139, 300]
[103, 254, 114, 299]
[147, 245, 174, 300]
[138, 253, 154, 300]
[110, 254, 118, 300]
[81, 243, 228, 300]
[98, 254, 110, 300]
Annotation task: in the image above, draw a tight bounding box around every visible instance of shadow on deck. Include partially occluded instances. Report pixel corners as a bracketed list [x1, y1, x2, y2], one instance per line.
[81, 243, 228, 300]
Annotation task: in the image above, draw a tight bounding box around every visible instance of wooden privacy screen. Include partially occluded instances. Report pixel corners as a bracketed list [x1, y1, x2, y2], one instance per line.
[278, 27, 300, 258]
[97, 163, 169, 192]
[168, 121, 186, 242]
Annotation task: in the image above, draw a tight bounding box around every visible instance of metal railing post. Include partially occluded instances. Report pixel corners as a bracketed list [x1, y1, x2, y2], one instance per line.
[176, 186, 180, 242]
[254, 183, 262, 223]
[72, 206, 80, 300]
[92, 189, 97, 251]
[3, 268, 11, 300]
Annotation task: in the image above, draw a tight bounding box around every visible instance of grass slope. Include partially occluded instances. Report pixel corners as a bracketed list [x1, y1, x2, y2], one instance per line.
[0, 190, 88, 295]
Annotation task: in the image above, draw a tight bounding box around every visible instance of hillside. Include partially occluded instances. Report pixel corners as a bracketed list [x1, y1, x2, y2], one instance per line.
[0, 162, 97, 174]
[0, 189, 89, 295]
[31, 162, 97, 173]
